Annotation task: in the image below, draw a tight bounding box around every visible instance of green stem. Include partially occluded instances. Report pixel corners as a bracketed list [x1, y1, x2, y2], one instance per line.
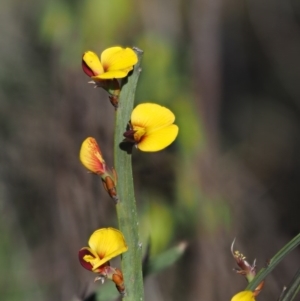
[279, 268, 300, 301]
[114, 48, 144, 301]
[246, 233, 300, 291]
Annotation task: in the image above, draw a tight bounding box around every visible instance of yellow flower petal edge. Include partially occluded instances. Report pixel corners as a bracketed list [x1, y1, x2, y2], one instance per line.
[88, 228, 128, 270]
[101, 47, 138, 71]
[82, 51, 104, 76]
[79, 137, 106, 175]
[92, 70, 130, 80]
[131, 103, 175, 132]
[231, 291, 255, 301]
[129, 103, 179, 152]
[138, 125, 179, 152]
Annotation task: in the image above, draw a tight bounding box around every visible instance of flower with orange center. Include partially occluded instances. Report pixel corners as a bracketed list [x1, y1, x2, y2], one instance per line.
[231, 291, 255, 301]
[124, 103, 179, 152]
[79, 228, 128, 273]
[79, 137, 118, 200]
[82, 46, 138, 80]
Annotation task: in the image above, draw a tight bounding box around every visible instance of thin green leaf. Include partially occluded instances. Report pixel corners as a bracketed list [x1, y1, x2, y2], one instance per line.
[246, 233, 300, 291]
[143, 241, 187, 276]
[96, 283, 119, 301]
[279, 268, 300, 301]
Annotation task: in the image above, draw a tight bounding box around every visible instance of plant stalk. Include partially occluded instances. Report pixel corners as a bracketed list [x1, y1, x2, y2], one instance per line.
[246, 233, 300, 291]
[114, 47, 144, 301]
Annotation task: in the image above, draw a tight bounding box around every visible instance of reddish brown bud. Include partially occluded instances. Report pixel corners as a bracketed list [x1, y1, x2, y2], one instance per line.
[102, 175, 118, 202]
[112, 268, 125, 295]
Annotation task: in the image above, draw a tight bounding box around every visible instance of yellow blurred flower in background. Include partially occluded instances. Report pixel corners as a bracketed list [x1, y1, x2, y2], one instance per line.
[82, 46, 138, 80]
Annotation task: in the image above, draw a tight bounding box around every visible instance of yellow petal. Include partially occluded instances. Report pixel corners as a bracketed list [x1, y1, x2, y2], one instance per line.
[79, 137, 106, 174]
[137, 124, 179, 152]
[119, 66, 135, 73]
[101, 47, 138, 71]
[131, 103, 176, 134]
[82, 51, 104, 76]
[231, 291, 255, 301]
[101, 46, 124, 61]
[88, 228, 128, 270]
[92, 69, 131, 80]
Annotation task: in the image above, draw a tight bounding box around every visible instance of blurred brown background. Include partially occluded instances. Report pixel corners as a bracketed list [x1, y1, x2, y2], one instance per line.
[0, 0, 300, 300]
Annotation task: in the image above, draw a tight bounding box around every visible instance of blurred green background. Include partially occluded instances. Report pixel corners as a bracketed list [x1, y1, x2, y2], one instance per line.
[1, 0, 300, 300]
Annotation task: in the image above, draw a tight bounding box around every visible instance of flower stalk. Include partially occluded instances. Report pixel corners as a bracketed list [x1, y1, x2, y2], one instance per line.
[114, 47, 144, 300]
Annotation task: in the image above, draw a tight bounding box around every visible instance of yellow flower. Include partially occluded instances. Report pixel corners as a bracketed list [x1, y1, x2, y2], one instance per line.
[79, 137, 118, 200]
[79, 137, 106, 175]
[124, 103, 179, 152]
[82, 46, 138, 80]
[231, 291, 255, 301]
[78, 228, 128, 273]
